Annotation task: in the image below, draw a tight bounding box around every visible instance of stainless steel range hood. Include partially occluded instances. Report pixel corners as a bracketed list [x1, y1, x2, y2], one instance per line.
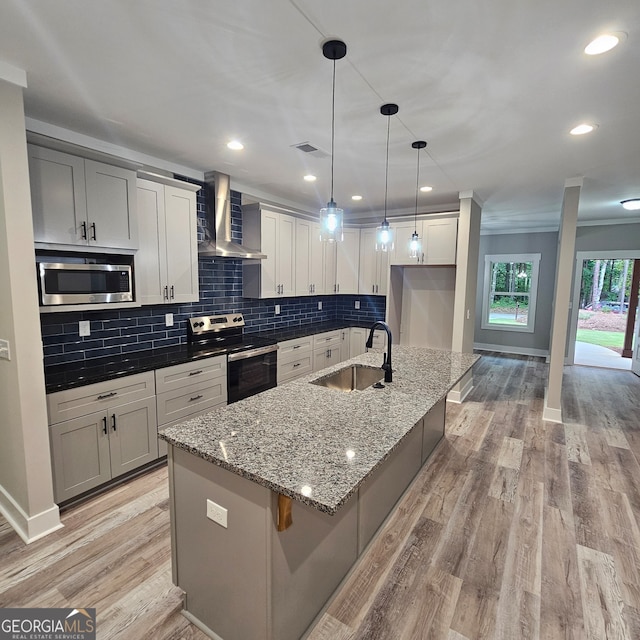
[198, 171, 266, 259]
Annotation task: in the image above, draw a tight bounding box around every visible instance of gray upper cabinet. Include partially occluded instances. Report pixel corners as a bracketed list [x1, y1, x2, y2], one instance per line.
[136, 177, 200, 305]
[28, 145, 138, 250]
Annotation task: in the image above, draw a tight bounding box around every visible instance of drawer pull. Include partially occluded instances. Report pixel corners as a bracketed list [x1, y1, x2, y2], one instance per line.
[189, 395, 203, 402]
[188, 370, 203, 376]
[293, 345, 301, 349]
[97, 391, 118, 400]
[293, 363, 301, 368]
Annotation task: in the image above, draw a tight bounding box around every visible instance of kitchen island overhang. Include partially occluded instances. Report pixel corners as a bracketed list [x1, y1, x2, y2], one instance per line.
[160, 346, 479, 640]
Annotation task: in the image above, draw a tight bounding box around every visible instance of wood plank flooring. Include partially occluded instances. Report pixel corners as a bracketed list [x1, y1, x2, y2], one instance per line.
[1, 353, 639, 639]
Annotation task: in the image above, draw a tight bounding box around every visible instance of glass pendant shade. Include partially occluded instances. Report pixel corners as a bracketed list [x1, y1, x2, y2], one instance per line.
[409, 231, 421, 259]
[376, 219, 394, 252]
[320, 39, 347, 242]
[319, 200, 344, 242]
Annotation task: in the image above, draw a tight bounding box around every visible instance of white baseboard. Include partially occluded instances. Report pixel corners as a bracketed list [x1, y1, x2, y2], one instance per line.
[474, 342, 549, 358]
[0, 483, 62, 544]
[447, 374, 473, 404]
[542, 388, 563, 423]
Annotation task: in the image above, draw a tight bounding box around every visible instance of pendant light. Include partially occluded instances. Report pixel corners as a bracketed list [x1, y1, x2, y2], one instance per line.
[319, 39, 347, 242]
[410, 140, 427, 260]
[376, 103, 398, 252]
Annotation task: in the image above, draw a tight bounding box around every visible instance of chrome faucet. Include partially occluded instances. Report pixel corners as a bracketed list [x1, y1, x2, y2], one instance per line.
[365, 321, 393, 383]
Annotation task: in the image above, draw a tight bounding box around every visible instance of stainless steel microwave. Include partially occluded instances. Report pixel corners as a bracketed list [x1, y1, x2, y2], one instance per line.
[38, 261, 133, 306]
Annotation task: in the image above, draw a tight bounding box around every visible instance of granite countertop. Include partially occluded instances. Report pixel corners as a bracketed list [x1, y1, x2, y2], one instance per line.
[43, 320, 367, 393]
[160, 346, 480, 515]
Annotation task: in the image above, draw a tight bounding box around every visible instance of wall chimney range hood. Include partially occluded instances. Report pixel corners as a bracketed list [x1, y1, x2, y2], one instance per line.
[198, 171, 266, 259]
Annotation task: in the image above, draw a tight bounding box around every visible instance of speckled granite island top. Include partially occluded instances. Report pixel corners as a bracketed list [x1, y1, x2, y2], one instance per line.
[160, 347, 479, 515]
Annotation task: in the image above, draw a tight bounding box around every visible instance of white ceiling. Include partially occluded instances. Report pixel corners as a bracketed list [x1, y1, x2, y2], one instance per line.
[1, 0, 639, 232]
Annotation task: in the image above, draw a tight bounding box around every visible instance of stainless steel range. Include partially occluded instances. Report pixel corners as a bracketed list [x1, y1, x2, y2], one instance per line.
[188, 313, 278, 403]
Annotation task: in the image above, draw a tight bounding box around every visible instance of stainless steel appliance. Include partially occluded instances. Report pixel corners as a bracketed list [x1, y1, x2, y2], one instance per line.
[187, 313, 277, 403]
[37, 254, 134, 306]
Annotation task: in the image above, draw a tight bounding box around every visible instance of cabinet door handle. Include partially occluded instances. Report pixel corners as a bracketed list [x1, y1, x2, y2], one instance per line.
[188, 370, 203, 376]
[376, 284, 379, 293]
[80, 221, 87, 240]
[189, 395, 203, 402]
[170, 285, 175, 299]
[90, 222, 97, 241]
[421, 252, 425, 263]
[337, 284, 340, 293]
[372, 284, 375, 293]
[102, 416, 108, 434]
[97, 391, 117, 400]
[111, 414, 117, 431]
[164, 286, 169, 300]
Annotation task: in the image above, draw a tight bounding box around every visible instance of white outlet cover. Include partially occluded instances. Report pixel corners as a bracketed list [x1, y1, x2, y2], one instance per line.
[318, 301, 322, 310]
[206, 499, 228, 528]
[79, 320, 90, 337]
[165, 313, 174, 327]
[355, 301, 360, 309]
[275, 304, 280, 315]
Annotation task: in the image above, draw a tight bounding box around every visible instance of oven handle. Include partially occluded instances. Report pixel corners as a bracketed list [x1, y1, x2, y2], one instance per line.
[227, 344, 278, 362]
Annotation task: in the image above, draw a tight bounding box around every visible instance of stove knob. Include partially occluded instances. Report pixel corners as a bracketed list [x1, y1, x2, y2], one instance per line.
[197, 321, 205, 328]
[234, 316, 242, 322]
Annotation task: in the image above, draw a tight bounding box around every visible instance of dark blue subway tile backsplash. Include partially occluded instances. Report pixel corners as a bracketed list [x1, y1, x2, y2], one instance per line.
[39, 186, 386, 366]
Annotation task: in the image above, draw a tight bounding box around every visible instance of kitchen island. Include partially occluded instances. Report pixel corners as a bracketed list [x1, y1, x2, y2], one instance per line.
[160, 346, 479, 640]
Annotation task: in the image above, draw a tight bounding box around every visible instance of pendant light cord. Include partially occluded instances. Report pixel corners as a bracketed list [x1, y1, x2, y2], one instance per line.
[384, 114, 390, 222]
[330, 58, 336, 204]
[414, 146, 421, 232]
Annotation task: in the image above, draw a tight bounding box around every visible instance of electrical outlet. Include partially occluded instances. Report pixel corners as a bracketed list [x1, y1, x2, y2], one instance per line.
[206, 499, 228, 528]
[165, 313, 174, 327]
[275, 304, 281, 315]
[355, 301, 360, 310]
[0, 339, 10, 361]
[318, 301, 322, 311]
[79, 320, 90, 337]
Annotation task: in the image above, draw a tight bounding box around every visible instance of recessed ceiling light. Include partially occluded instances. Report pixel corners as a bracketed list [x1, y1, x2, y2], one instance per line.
[303, 174, 317, 182]
[584, 34, 620, 55]
[420, 186, 433, 192]
[570, 123, 597, 135]
[621, 199, 640, 211]
[227, 140, 244, 150]
[351, 195, 363, 201]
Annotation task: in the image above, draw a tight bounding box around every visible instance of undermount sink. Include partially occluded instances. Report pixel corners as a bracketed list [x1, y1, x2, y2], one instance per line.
[311, 364, 384, 392]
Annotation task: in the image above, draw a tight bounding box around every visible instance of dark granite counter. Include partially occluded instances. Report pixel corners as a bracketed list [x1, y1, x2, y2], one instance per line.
[43, 321, 372, 393]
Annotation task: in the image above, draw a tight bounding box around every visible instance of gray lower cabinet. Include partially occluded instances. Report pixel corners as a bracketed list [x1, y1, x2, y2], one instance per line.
[47, 371, 157, 503]
[156, 357, 227, 457]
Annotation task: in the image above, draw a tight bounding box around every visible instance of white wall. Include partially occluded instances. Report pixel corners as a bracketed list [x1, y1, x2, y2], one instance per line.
[0, 76, 61, 542]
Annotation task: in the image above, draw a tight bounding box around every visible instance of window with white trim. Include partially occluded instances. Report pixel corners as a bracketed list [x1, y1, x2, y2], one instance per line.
[481, 253, 541, 333]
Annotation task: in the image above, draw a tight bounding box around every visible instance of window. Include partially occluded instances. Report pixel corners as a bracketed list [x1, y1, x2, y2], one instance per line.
[481, 253, 541, 333]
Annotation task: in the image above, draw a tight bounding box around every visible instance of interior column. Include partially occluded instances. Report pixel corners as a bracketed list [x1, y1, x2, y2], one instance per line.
[448, 190, 482, 403]
[543, 178, 582, 422]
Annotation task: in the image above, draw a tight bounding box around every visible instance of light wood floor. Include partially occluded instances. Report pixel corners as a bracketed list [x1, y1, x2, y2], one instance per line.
[1, 354, 639, 639]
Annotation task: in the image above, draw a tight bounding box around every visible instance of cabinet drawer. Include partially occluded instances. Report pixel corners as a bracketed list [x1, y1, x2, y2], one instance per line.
[47, 371, 155, 425]
[157, 378, 227, 427]
[278, 355, 313, 384]
[313, 331, 342, 350]
[155, 356, 226, 394]
[278, 336, 313, 364]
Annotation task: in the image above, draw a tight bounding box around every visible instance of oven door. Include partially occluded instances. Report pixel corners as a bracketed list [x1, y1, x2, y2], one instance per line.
[227, 345, 278, 404]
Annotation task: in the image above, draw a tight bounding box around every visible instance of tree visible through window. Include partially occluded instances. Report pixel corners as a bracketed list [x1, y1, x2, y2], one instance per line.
[482, 253, 541, 332]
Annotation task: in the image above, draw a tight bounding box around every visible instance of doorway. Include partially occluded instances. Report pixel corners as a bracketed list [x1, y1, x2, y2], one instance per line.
[569, 251, 640, 371]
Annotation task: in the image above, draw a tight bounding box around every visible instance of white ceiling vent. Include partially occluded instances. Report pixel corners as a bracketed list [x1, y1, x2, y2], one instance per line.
[291, 141, 330, 159]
